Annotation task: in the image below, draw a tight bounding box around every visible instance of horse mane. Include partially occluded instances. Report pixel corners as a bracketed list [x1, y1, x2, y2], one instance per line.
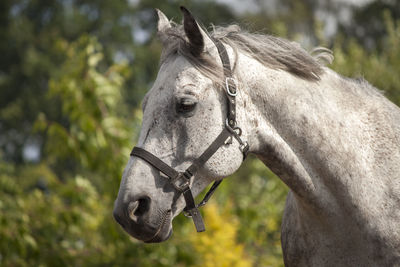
[160, 22, 333, 83]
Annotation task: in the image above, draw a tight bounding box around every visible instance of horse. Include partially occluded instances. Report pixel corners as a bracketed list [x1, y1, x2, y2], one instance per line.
[113, 7, 400, 266]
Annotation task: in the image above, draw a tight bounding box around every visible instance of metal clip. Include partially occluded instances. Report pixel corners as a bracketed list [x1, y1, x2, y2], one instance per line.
[225, 136, 233, 145]
[225, 119, 241, 136]
[225, 119, 249, 157]
[239, 142, 249, 154]
[171, 174, 190, 192]
[183, 210, 192, 218]
[225, 77, 238, 96]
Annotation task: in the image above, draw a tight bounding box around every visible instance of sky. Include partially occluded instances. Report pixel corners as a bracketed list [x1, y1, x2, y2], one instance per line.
[132, 0, 376, 44]
[210, 0, 376, 42]
[214, 0, 375, 14]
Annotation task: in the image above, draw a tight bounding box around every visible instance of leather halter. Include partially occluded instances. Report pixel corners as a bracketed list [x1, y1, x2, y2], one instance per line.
[130, 39, 249, 232]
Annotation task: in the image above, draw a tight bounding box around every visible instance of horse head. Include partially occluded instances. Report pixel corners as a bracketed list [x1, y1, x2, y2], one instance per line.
[113, 7, 247, 242]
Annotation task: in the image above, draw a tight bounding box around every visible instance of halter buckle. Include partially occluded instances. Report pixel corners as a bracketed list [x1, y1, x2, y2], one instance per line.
[225, 77, 238, 96]
[171, 173, 190, 192]
[183, 210, 192, 218]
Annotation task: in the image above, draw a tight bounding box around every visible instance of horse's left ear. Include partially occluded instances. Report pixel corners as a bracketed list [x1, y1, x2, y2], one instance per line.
[180, 6, 215, 57]
[155, 9, 171, 45]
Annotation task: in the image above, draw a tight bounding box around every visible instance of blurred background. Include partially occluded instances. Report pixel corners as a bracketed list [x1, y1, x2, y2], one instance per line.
[0, 0, 399, 266]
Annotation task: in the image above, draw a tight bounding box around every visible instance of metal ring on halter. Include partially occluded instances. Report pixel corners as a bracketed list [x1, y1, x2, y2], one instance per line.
[225, 77, 238, 96]
[225, 118, 249, 156]
[225, 118, 242, 136]
[170, 174, 190, 192]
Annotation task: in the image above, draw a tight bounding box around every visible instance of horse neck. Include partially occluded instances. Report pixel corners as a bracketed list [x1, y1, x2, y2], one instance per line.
[235, 54, 320, 203]
[235, 51, 400, 211]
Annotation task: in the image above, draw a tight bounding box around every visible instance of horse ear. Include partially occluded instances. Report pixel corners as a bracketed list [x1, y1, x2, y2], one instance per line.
[180, 6, 214, 57]
[155, 9, 171, 45]
[156, 9, 170, 32]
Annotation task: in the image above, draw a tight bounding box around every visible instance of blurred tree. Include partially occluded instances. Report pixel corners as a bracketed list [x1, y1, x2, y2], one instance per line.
[0, 0, 136, 163]
[190, 202, 252, 267]
[34, 34, 132, 186]
[216, 158, 288, 266]
[338, 0, 400, 50]
[332, 11, 400, 104]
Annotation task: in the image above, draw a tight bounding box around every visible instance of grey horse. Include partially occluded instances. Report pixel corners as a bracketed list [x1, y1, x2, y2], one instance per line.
[113, 7, 400, 266]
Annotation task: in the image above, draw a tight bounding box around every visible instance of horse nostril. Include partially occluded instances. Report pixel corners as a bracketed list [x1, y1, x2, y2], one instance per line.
[128, 198, 150, 220]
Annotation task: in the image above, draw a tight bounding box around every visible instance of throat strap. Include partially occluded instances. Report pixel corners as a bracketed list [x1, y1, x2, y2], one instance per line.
[213, 39, 237, 127]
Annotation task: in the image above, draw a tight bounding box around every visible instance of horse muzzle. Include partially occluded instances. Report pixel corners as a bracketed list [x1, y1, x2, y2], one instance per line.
[113, 197, 173, 243]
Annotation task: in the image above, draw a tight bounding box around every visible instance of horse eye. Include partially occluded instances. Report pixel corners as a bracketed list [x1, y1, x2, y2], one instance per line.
[176, 98, 197, 114]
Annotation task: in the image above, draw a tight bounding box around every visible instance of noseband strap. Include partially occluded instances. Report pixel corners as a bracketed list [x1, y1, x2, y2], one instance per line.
[130, 39, 248, 232]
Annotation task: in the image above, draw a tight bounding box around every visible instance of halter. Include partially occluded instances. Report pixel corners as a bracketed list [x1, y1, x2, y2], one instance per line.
[130, 39, 249, 232]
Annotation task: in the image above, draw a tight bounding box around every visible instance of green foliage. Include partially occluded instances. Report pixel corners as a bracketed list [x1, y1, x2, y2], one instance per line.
[207, 157, 287, 267]
[331, 11, 400, 105]
[35, 36, 132, 189]
[0, 0, 135, 162]
[0, 164, 104, 266]
[190, 202, 252, 267]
